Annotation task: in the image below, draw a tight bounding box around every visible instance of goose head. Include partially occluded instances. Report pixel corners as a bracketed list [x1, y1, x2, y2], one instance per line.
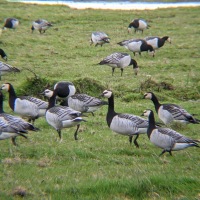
[101, 90, 113, 98]
[142, 109, 152, 117]
[143, 92, 153, 99]
[1, 83, 11, 92]
[41, 89, 54, 98]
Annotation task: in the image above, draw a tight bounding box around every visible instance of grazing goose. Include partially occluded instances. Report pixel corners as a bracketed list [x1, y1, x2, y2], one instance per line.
[144, 36, 171, 50]
[1, 83, 48, 124]
[0, 49, 7, 61]
[0, 119, 28, 146]
[41, 89, 86, 141]
[128, 19, 150, 33]
[142, 109, 200, 156]
[0, 61, 20, 80]
[101, 90, 149, 148]
[31, 19, 52, 34]
[98, 52, 139, 76]
[117, 39, 155, 57]
[90, 31, 110, 47]
[60, 93, 108, 116]
[3, 18, 19, 29]
[143, 92, 200, 125]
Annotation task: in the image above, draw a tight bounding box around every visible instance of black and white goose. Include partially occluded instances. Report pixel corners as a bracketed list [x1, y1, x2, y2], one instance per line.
[0, 61, 20, 80]
[31, 19, 52, 34]
[98, 52, 139, 76]
[142, 109, 200, 156]
[117, 39, 155, 57]
[3, 18, 19, 29]
[1, 83, 48, 124]
[90, 31, 110, 47]
[128, 19, 150, 33]
[144, 36, 171, 50]
[42, 89, 86, 141]
[60, 93, 108, 116]
[143, 92, 200, 125]
[101, 90, 149, 148]
[0, 49, 7, 61]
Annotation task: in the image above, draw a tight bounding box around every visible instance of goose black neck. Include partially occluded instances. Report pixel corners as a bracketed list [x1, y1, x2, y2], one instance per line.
[8, 84, 17, 111]
[151, 94, 161, 113]
[48, 92, 57, 109]
[107, 93, 117, 127]
[0, 93, 4, 113]
[147, 111, 156, 138]
[130, 59, 138, 69]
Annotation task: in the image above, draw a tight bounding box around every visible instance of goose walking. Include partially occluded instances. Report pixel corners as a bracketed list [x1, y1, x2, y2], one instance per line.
[142, 109, 199, 156]
[128, 19, 150, 33]
[3, 18, 19, 29]
[0, 61, 20, 80]
[143, 92, 200, 125]
[41, 89, 86, 141]
[0, 49, 7, 61]
[60, 93, 108, 116]
[144, 36, 171, 50]
[1, 83, 48, 124]
[90, 31, 110, 47]
[31, 19, 52, 34]
[101, 90, 149, 148]
[117, 39, 155, 56]
[98, 52, 139, 76]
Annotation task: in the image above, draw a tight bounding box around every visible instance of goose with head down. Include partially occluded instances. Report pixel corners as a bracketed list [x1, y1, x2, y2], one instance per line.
[90, 31, 110, 47]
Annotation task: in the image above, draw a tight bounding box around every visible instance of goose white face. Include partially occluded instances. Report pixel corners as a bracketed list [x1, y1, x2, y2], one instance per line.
[43, 89, 54, 98]
[1, 83, 10, 91]
[167, 37, 171, 43]
[142, 109, 151, 117]
[143, 92, 152, 99]
[102, 90, 112, 98]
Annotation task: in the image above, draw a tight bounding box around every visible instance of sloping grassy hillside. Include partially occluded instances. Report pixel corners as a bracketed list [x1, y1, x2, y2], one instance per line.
[0, 1, 199, 199]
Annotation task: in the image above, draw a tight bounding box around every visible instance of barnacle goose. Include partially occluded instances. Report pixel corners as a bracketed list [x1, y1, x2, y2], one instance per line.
[0, 61, 20, 80]
[1, 83, 48, 124]
[90, 31, 110, 47]
[41, 89, 86, 141]
[60, 93, 108, 116]
[98, 52, 139, 76]
[0, 49, 7, 61]
[128, 19, 150, 33]
[143, 92, 200, 125]
[117, 39, 155, 57]
[144, 36, 171, 50]
[101, 90, 149, 148]
[3, 18, 19, 29]
[142, 109, 200, 156]
[31, 19, 52, 34]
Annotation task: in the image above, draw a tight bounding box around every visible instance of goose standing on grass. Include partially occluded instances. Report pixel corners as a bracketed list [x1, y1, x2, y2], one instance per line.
[142, 109, 200, 156]
[143, 92, 200, 125]
[60, 93, 108, 116]
[117, 39, 155, 57]
[31, 19, 52, 34]
[128, 19, 150, 33]
[41, 89, 86, 141]
[0, 49, 7, 61]
[1, 83, 48, 124]
[101, 90, 149, 148]
[90, 31, 110, 47]
[0, 62, 20, 80]
[3, 18, 19, 29]
[98, 52, 139, 76]
[144, 36, 171, 50]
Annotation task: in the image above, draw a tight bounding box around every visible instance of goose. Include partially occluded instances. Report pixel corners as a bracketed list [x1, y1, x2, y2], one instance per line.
[41, 89, 86, 141]
[60, 93, 108, 116]
[143, 92, 200, 125]
[128, 19, 150, 33]
[1, 83, 48, 124]
[31, 19, 52, 34]
[117, 39, 155, 57]
[0, 49, 7, 61]
[98, 52, 139, 76]
[0, 61, 20, 80]
[144, 36, 171, 50]
[142, 109, 200, 156]
[90, 31, 110, 47]
[101, 90, 149, 148]
[3, 18, 19, 29]
[0, 119, 28, 146]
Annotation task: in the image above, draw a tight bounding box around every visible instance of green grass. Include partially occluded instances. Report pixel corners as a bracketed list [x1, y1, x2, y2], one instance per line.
[0, 1, 200, 199]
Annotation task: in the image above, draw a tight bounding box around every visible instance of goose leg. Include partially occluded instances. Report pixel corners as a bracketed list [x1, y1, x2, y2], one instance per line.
[129, 136, 133, 145]
[159, 149, 166, 156]
[169, 151, 173, 156]
[133, 134, 139, 148]
[120, 68, 123, 76]
[11, 137, 17, 146]
[112, 68, 115, 76]
[57, 130, 62, 140]
[74, 124, 80, 140]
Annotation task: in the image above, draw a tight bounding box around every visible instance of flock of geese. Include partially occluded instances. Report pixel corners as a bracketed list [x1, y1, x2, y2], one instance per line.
[0, 17, 199, 156]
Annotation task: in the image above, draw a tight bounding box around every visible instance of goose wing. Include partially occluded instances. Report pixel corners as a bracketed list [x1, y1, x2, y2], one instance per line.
[99, 53, 128, 65]
[20, 96, 48, 109]
[0, 61, 20, 74]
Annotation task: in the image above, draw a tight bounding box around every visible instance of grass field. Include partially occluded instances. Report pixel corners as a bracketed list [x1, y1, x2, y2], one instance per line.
[0, 1, 200, 199]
